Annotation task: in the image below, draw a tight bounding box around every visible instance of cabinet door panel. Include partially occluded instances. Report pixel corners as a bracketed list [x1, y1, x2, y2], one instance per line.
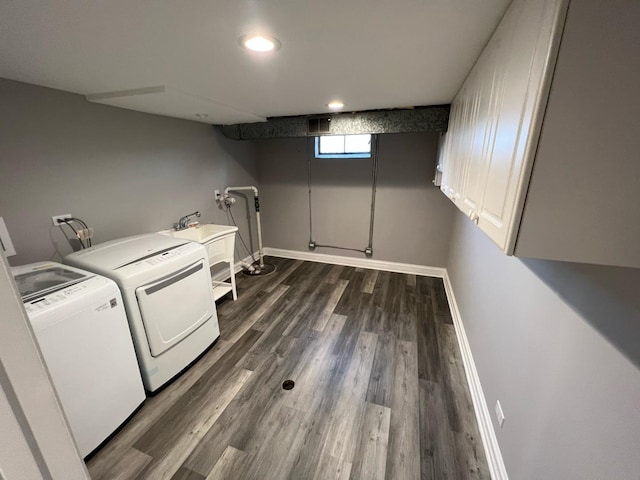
[457, 76, 480, 216]
[455, 84, 478, 208]
[440, 90, 467, 205]
[460, 44, 498, 218]
[478, 0, 566, 251]
[477, 0, 534, 241]
[439, 103, 459, 199]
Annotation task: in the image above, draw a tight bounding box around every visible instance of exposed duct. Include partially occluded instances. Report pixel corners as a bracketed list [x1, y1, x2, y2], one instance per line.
[218, 105, 449, 140]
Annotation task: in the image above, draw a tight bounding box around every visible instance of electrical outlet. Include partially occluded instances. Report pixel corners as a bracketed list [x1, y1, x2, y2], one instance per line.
[495, 400, 505, 428]
[52, 214, 72, 226]
[214, 189, 221, 200]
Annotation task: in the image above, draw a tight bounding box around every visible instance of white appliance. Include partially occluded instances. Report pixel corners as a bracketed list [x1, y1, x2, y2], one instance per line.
[11, 262, 145, 457]
[64, 233, 220, 392]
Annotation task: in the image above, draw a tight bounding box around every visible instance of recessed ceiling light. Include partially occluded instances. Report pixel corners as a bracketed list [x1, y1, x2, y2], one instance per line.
[239, 34, 281, 53]
[327, 101, 345, 109]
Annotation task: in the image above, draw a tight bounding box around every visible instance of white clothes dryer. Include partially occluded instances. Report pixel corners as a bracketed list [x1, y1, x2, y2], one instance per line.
[64, 233, 219, 392]
[12, 262, 145, 457]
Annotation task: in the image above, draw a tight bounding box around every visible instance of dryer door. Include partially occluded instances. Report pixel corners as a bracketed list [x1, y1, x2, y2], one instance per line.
[136, 259, 214, 357]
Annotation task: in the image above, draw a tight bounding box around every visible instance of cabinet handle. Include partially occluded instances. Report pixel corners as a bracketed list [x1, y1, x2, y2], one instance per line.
[470, 211, 480, 223]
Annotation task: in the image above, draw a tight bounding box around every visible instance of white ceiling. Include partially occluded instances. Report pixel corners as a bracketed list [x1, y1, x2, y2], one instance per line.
[0, 0, 510, 125]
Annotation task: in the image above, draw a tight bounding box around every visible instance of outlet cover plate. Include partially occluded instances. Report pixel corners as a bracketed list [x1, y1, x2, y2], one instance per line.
[52, 214, 72, 226]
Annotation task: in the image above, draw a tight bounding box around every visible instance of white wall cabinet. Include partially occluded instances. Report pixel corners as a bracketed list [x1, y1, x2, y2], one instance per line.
[439, 0, 568, 251]
[439, 0, 640, 268]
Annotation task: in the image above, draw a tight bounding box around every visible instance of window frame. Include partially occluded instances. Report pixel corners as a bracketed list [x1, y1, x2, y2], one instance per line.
[314, 134, 372, 159]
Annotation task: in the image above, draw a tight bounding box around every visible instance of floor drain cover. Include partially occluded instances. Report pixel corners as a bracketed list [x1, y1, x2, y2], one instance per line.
[282, 380, 295, 390]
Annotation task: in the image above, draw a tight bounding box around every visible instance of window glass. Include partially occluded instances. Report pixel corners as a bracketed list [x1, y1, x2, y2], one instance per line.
[344, 134, 371, 153]
[316, 134, 372, 158]
[319, 136, 346, 154]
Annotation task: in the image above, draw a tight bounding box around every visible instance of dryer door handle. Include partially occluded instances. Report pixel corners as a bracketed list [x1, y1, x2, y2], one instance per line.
[144, 262, 203, 295]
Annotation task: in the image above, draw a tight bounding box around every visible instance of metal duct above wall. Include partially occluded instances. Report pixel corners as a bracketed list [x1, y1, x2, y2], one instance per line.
[218, 105, 449, 140]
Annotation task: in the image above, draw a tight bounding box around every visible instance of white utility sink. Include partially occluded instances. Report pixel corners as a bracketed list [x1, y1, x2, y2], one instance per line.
[159, 224, 238, 244]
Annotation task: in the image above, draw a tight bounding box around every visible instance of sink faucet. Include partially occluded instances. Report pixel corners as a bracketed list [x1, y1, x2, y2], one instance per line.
[174, 211, 201, 231]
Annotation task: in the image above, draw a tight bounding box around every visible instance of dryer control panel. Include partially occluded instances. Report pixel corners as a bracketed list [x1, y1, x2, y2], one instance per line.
[139, 244, 193, 267]
[115, 242, 207, 285]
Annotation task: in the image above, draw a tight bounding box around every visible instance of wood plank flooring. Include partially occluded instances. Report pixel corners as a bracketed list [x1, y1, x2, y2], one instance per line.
[87, 257, 489, 480]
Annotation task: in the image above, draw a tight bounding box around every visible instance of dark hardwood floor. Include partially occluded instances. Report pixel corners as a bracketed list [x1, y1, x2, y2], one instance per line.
[87, 257, 489, 480]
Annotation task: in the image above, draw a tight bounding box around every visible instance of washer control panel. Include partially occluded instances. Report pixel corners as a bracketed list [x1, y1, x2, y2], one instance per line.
[23, 281, 90, 314]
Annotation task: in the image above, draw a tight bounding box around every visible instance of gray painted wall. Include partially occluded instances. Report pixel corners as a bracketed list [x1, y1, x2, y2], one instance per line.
[447, 211, 640, 479]
[0, 78, 259, 266]
[257, 132, 456, 267]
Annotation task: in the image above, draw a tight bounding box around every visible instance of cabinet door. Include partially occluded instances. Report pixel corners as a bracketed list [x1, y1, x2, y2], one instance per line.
[441, 74, 486, 214]
[439, 93, 465, 203]
[477, 0, 567, 251]
[460, 60, 491, 220]
[438, 112, 456, 198]
[454, 80, 477, 214]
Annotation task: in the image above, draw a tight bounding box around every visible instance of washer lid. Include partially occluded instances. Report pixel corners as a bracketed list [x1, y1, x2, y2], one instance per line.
[12, 262, 91, 302]
[65, 233, 188, 270]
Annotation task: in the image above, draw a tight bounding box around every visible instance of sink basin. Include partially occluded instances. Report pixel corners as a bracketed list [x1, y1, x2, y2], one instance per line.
[159, 224, 238, 244]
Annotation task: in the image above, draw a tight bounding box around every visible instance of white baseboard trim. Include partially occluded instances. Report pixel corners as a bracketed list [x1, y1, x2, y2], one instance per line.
[442, 271, 509, 480]
[263, 247, 446, 278]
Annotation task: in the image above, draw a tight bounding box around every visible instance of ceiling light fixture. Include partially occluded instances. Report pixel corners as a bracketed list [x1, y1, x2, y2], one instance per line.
[327, 101, 345, 110]
[239, 34, 281, 53]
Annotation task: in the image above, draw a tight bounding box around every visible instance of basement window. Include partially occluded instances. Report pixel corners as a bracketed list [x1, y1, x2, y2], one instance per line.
[315, 134, 372, 159]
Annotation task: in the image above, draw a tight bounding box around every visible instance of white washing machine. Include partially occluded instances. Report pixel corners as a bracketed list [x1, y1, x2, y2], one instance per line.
[64, 233, 220, 392]
[12, 262, 146, 458]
